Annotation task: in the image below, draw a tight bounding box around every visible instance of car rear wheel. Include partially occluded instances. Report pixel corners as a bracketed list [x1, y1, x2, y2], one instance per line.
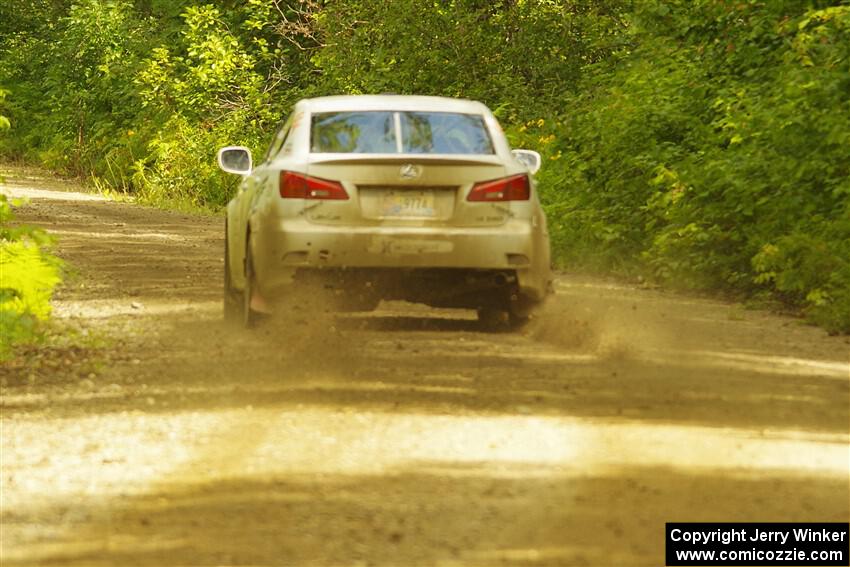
[223, 226, 242, 325]
[477, 307, 532, 331]
[508, 310, 531, 328]
[477, 291, 533, 331]
[476, 307, 508, 330]
[241, 240, 258, 329]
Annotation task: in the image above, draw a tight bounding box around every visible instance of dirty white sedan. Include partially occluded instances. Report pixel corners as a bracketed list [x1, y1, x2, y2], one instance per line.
[217, 95, 552, 328]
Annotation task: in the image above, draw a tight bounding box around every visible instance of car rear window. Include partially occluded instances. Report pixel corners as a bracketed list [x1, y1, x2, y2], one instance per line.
[311, 111, 495, 155]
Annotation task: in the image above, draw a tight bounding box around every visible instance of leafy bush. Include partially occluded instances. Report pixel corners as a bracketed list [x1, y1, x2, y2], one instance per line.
[541, 0, 850, 332]
[0, 194, 63, 358]
[1, 90, 63, 357]
[0, 87, 9, 130]
[312, 0, 626, 118]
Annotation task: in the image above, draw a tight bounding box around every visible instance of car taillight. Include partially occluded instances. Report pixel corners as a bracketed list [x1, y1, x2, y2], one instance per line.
[279, 171, 349, 200]
[467, 174, 530, 202]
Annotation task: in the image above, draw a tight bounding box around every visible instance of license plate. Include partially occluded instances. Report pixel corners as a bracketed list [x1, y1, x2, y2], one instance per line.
[380, 190, 436, 218]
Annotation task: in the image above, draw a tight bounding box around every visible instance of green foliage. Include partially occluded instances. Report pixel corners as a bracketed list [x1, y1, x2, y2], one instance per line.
[541, 0, 850, 332]
[313, 0, 627, 120]
[133, 113, 261, 210]
[0, 0, 319, 208]
[0, 194, 64, 358]
[1, 0, 848, 331]
[0, 87, 10, 130]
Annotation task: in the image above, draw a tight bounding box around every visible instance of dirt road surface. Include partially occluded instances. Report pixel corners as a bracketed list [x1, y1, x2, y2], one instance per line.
[2, 168, 848, 566]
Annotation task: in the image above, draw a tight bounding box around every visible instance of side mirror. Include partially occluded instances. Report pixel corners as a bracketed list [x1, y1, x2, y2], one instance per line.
[217, 146, 252, 175]
[512, 149, 541, 175]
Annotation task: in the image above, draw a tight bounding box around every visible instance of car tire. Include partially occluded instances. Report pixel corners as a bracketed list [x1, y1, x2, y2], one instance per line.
[507, 292, 534, 329]
[508, 310, 531, 328]
[242, 239, 258, 329]
[478, 302, 532, 332]
[223, 225, 242, 325]
[477, 307, 510, 331]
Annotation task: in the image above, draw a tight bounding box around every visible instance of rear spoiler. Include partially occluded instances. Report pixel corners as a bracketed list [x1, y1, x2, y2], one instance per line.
[307, 153, 504, 167]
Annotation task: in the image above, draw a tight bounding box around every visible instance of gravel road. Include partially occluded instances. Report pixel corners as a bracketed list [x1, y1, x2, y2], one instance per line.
[1, 168, 848, 566]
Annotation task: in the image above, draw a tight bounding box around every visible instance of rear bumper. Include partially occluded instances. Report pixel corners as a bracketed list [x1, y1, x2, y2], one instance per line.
[250, 217, 550, 300]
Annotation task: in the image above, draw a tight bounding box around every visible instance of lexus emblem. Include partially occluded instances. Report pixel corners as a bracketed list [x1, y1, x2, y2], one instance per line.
[399, 164, 422, 180]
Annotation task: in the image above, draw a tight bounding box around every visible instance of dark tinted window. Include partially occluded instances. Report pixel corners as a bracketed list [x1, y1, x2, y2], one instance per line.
[401, 112, 494, 154]
[310, 111, 494, 154]
[311, 112, 396, 153]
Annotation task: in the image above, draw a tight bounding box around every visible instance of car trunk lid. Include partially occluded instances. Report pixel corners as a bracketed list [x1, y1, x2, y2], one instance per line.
[305, 154, 508, 227]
